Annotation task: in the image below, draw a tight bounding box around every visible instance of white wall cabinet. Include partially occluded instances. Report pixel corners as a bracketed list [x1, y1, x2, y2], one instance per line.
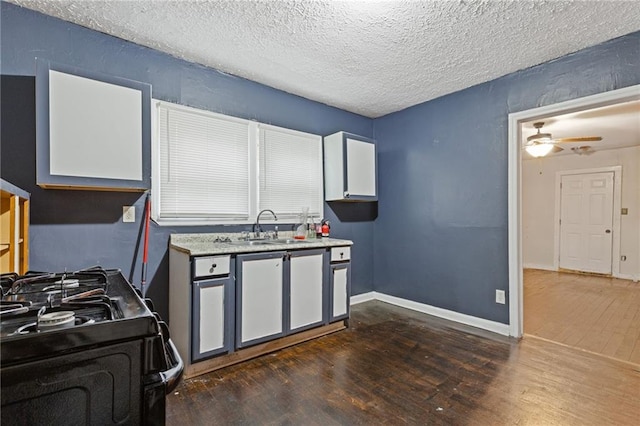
[324, 131, 377, 201]
[36, 59, 151, 191]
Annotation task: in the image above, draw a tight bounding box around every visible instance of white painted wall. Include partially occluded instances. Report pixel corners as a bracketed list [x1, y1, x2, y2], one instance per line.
[522, 145, 639, 279]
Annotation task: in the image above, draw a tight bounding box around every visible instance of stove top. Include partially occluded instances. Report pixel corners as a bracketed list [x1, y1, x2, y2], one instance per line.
[0, 267, 160, 366]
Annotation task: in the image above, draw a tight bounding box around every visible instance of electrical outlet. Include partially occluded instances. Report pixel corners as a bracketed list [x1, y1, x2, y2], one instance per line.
[123, 206, 135, 223]
[495, 289, 506, 304]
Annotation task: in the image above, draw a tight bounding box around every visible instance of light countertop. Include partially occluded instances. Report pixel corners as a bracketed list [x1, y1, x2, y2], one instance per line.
[170, 232, 353, 256]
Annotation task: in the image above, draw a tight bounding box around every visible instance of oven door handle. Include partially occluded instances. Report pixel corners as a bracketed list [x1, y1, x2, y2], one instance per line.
[157, 321, 184, 393]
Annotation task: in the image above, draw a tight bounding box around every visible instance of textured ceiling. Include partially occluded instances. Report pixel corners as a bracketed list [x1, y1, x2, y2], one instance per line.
[7, 0, 640, 118]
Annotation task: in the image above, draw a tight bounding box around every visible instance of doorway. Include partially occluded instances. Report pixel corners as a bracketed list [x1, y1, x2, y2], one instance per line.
[507, 84, 640, 338]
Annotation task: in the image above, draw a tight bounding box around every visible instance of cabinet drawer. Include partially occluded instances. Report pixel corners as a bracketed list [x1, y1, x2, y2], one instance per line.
[194, 255, 230, 278]
[330, 247, 351, 262]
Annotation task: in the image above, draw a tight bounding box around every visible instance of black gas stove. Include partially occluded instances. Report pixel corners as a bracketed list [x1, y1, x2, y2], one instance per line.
[0, 266, 183, 425]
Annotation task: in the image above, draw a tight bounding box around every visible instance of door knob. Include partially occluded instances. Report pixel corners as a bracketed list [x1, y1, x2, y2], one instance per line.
[605, 229, 611, 233]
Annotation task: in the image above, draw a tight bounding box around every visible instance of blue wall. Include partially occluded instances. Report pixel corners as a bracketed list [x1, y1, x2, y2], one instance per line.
[372, 32, 640, 324]
[0, 2, 375, 320]
[3, 1, 639, 328]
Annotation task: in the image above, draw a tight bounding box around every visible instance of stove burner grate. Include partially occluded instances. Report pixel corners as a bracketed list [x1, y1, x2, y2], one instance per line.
[13, 315, 96, 335]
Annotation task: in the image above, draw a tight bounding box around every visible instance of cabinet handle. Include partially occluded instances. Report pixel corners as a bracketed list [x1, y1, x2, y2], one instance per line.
[340, 252, 344, 259]
[209, 264, 217, 273]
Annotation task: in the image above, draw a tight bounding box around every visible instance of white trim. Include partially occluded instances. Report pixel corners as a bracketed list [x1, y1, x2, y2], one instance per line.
[523, 264, 638, 281]
[508, 84, 640, 338]
[350, 292, 376, 305]
[523, 263, 556, 271]
[350, 291, 510, 336]
[553, 166, 622, 276]
[616, 273, 640, 282]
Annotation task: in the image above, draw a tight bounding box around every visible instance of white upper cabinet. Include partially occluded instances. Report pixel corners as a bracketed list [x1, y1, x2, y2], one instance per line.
[36, 59, 151, 191]
[323, 131, 377, 201]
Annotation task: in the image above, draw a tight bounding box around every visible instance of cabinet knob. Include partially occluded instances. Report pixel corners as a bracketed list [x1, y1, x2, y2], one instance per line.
[605, 229, 611, 234]
[340, 252, 344, 258]
[209, 264, 217, 273]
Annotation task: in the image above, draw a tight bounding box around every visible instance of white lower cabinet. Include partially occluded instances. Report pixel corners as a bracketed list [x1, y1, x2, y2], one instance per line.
[329, 247, 351, 322]
[192, 277, 232, 361]
[169, 250, 234, 365]
[170, 241, 352, 373]
[236, 252, 285, 347]
[289, 249, 325, 332]
[332, 266, 349, 318]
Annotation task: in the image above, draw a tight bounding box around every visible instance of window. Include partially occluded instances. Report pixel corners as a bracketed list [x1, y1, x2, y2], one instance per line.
[152, 101, 323, 225]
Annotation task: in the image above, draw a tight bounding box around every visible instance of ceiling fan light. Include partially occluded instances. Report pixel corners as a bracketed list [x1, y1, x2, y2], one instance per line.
[527, 132, 552, 143]
[525, 143, 554, 157]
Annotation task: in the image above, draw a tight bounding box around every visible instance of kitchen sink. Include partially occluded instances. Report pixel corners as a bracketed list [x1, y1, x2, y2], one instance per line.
[265, 238, 308, 244]
[227, 240, 272, 246]
[227, 238, 311, 246]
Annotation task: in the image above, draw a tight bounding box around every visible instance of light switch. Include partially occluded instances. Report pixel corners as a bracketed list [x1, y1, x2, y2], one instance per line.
[621, 208, 628, 215]
[123, 206, 135, 223]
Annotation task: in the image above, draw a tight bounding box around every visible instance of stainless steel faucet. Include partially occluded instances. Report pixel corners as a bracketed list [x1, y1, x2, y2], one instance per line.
[254, 209, 277, 239]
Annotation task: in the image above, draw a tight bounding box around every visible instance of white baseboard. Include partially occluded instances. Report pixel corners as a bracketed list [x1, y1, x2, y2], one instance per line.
[523, 263, 555, 271]
[350, 291, 510, 336]
[350, 292, 376, 305]
[521, 264, 639, 282]
[523, 263, 639, 282]
[615, 273, 640, 282]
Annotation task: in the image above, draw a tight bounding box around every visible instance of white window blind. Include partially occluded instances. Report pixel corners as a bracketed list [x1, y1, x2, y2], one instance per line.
[153, 100, 324, 225]
[157, 104, 250, 219]
[259, 126, 323, 220]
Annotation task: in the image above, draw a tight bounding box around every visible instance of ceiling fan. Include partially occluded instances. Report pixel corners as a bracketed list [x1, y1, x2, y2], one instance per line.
[524, 121, 602, 157]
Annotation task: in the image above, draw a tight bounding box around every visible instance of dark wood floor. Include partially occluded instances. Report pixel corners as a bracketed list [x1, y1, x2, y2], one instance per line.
[166, 301, 640, 425]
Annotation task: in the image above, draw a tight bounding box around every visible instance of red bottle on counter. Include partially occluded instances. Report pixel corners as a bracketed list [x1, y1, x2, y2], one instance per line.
[321, 220, 330, 237]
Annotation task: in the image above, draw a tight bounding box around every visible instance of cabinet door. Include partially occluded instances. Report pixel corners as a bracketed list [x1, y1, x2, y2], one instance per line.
[330, 263, 351, 322]
[237, 252, 285, 348]
[192, 277, 233, 362]
[36, 59, 151, 191]
[324, 132, 377, 201]
[346, 137, 376, 198]
[288, 249, 325, 333]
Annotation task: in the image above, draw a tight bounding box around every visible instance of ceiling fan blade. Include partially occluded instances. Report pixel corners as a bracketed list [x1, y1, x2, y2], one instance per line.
[554, 136, 602, 143]
[551, 145, 564, 153]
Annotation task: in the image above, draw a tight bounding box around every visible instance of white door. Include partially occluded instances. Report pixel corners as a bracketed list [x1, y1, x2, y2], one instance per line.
[559, 172, 614, 274]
